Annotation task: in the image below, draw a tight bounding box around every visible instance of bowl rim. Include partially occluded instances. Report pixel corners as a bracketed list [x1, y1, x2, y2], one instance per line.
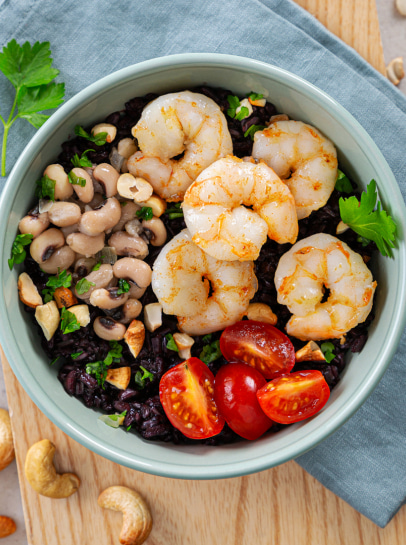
[1, 52, 405, 479]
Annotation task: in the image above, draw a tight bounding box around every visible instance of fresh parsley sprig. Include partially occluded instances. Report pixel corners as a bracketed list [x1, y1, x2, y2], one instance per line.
[335, 169, 353, 194]
[35, 174, 56, 201]
[339, 179, 397, 257]
[74, 125, 107, 146]
[226, 95, 240, 118]
[136, 206, 153, 221]
[71, 148, 94, 168]
[75, 277, 96, 295]
[8, 233, 33, 269]
[165, 333, 179, 352]
[86, 340, 123, 388]
[42, 268, 72, 303]
[60, 306, 81, 334]
[200, 339, 222, 365]
[0, 40, 65, 176]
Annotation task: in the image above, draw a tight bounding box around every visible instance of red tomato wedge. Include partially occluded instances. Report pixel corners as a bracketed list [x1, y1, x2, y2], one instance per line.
[159, 357, 225, 439]
[256, 370, 330, 424]
[220, 320, 295, 380]
[214, 362, 273, 440]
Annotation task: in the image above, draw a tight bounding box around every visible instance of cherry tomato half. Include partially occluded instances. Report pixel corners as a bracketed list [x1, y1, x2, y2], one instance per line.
[256, 370, 330, 424]
[159, 357, 225, 439]
[214, 362, 274, 440]
[220, 320, 295, 380]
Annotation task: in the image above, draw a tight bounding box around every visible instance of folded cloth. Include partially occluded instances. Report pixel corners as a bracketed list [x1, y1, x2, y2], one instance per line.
[1, 0, 406, 528]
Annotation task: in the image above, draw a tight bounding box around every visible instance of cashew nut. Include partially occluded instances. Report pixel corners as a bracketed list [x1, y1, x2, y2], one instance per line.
[0, 516, 16, 539]
[79, 197, 121, 236]
[386, 57, 404, 85]
[246, 303, 277, 325]
[117, 174, 153, 203]
[98, 486, 152, 545]
[18, 272, 43, 308]
[93, 163, 120, 197]
[124, 320, 145, 359]
[295, 341, 326, 362]
[137, 194, 166, 217]
[24, 439, 80, 498]
[396, 0, 406, 16]
[0, 409, 15, 472]
[118, 138, 138, 159]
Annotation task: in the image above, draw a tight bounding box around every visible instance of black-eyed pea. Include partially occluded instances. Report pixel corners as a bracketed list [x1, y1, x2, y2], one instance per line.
[93, 163, 119, 197]
[74, 264, 113, 299]
[70, 168, 94, 203]
[19, 211, 50, 238]
[79, 197, 121, 236]
[90, 287, 130, 310]
[113, 257, 152, 289]
[40, 246, 76, 274]
[93, 316, 126, 341]
[112, 202, 141, 233]
[109, 232, 149, 260]
[48, 202, 82, 227]
[66, 232, 105, 257]
[30, 228, 65, 264]
[119, 298, 143, 324]
[141, 217, 167, 246]
[43, 164, 73, 200]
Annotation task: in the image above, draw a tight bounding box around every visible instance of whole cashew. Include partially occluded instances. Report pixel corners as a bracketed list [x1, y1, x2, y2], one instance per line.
[98, 486, 152, 545]
[0, 516, 16, 538]
[0, 409, 15, 472]
[24, 439, 80, 498]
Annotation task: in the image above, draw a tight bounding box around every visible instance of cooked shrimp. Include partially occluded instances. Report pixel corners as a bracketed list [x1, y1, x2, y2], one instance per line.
[274, 233, 376, 341]
[127, 91, 233, 201]
[182, 155, 298, 262]
[151, 229, 257, 335]
[252, 120, 338, 219]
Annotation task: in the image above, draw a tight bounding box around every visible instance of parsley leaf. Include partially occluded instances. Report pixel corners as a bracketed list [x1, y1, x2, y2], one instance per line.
[202, 334, 212, 343]
[98, 410, 127, 428]
[8, 233, 33, 269]
[200, 339, 221, 365]
[235, 106, 249, 121]
[0, 40, 65, 175]
[68, 170, 87, 187]
[165, 333, 179, 352]
[247, 92, 264, 101]
[321, 342, 336, 363]
[335, 169, 353, 194]
[165, 202, 183, 220]
[136, 206, 153, 220]
[134, 366, 154, 389]
[35, 174, 56, 201]
[339, 179, 397, 257]
[244, 124, 266, 140]
[117, 278, 130, 295]
[86, 341, 123, 388]
[75, 277, 96, 295]
[71, 351, 83, 360]
[42, 268, 72, 302]
[60, 306, 81, 334]
[71, 148, 94, 168]
[92, 261, 102, 271]
[74, 125, 107, 146]
[227, 94, 240, 118]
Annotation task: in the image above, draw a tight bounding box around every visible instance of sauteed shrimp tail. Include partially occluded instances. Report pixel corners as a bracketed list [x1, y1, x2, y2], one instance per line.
[182, 155, 298, 262]
[274, 233, 376, 341]
[151, 229, 257, 335]
[252, 120, 338, 219]
[128, 91, 233, 201]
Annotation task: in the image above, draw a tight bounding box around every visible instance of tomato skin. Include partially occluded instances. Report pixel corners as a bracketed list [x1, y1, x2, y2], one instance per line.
[159, 357, 225, 439]
[220, 320, 295, 380]
[256, 370, 330, 424]
[214, 362, 273, 440]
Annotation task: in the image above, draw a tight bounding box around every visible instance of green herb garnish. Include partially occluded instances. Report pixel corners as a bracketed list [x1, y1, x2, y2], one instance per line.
[244, 124, 266, 140]
[42, 268, 72, 303]
[339, 179, 397, 257]
[200, 339, 221, 365]
[75, 277, 96, 295]
[226, 95, 240, 118]
[71, 351, 83, 360]
[165, 202, 183, 220]
[134, 366, 154, 389]
[165, 333, 179, 352]
[0, 40, 65, 176]
[74, 125, 107, 146]
[60, 306, 81, 334]
[335, 169, 353, 194]
[71, 148, 94, 168]
[235, 106, 249, 121]
[68, 170, 87, 187]
[202, 334, 212, 343]
[247, 92, 264, 101]
[50, 356, 60, 366]
[92, 261, 102, 271]
[98, 410, 127, 428]
[117, 278, 130, 295]
[104, 340, 123, 365]
[35, 174, 56, 201]
[8, 233, 33, 269]
[136, 206, 153, 221]
[86, 341, 123, 388]
[321, 342, 336, 363]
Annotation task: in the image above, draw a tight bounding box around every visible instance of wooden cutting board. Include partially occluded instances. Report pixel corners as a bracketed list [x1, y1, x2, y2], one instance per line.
[4, 2, 404, 544]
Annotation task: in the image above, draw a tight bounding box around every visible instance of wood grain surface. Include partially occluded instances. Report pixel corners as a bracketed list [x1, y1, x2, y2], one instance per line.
[2, 2, 400, 544]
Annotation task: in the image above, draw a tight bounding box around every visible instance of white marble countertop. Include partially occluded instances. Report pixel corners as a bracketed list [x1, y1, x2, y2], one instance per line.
[0, 1, 405, 543]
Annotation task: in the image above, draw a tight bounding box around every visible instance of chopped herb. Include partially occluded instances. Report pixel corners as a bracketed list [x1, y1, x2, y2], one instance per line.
[8, 233, 33, 269]
[339, 179, 397, 257]
[165, 333, 179, 352]
[126, 425, 132, 431]
[75, 277, 96, 295]
[357, 235, 371, 247]
[244, 124, 266, 140]
[165, 202, 183, 220]
[226, 94, 240, 118]
[235, 106, 250, 121]
[60, 306, 81, 334]
[42, 268, 72, 302]
[202, 334, 212, 343]
[104, 340, 123, 365]
[71, 148, 95, 168]
[321, 342, 336, 363]
[35, 174, 56, 201]
[200, 339, 221, 365]
[134, 366, 154, 389]
[120, 201, 127, 207]
[117, 278, 130, 295]
[92, 261, 102, 271]
[98, 410, 127, 428]
[74, 124, 107, 146]
[86, 341, 123, 388]
[68, 170, 87, 186]
[71, 351, 83, 360]
[247, 92, 264, 101]
[335, 169, 353, 193]
[0, 39, 65, 176]
[136, 206, 153, 220]
[49, 356, 60, 366]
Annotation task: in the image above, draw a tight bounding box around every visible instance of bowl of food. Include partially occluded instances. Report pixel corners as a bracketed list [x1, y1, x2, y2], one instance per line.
[0, 53, 405, 479]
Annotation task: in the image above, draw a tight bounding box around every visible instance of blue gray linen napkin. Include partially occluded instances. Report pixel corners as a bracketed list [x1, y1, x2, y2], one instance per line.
[1, 0, 406, 528]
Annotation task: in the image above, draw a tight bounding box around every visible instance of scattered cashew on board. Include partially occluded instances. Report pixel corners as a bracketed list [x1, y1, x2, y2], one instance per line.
[0, 408, 17, 538]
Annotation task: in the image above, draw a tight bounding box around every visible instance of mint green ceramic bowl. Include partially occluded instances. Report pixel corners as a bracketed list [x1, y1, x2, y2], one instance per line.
[1, 54, 405, 479]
